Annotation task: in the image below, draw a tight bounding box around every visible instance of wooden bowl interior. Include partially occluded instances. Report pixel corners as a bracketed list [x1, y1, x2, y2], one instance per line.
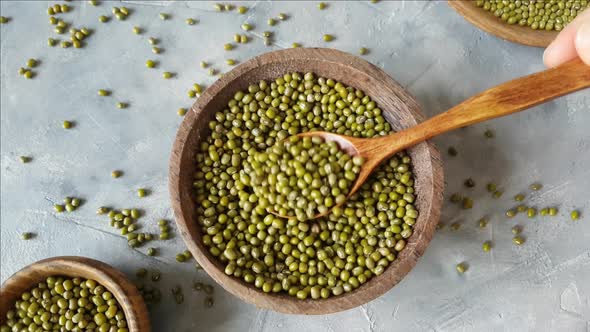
[448, 0, 557, 47]
[0, 256, 150, 331]
[170, 48, 443, 314]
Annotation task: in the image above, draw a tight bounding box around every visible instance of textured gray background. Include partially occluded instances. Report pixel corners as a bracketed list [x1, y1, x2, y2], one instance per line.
[1, 1, 589, 331]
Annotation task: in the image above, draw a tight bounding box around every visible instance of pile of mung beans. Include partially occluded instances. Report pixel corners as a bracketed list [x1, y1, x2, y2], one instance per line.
[193, 72, 418, 299]
[476, 0, 588, 31]
[0, 276, 128, 332]
[246, 135, 364, 221]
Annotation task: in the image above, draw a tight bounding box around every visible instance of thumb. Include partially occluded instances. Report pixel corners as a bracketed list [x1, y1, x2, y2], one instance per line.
[575, 21, 590, 66]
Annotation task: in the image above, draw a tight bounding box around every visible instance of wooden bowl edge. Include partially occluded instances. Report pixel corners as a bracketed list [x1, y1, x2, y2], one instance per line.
[448, 0, 557, 47]
[0, 256, 151, 331]
[169, 48, 444, 314]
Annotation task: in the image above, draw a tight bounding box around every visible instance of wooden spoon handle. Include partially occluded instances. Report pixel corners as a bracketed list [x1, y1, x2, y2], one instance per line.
[379, 58, 590, 153]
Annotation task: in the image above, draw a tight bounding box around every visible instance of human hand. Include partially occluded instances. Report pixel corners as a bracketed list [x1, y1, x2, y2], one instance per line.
[544, 9, 590, 67]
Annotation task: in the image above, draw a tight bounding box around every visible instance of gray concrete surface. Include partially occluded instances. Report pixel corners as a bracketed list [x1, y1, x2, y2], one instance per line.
[1, 1, 589, 331]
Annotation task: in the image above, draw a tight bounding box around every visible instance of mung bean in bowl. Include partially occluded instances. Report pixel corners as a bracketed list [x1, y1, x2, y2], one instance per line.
[169, 48, 443, 314]
[0, 256, 150, 331]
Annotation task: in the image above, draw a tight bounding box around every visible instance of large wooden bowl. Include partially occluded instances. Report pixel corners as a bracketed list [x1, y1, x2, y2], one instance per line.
[0, 256, 150, 331]
[448, 0, 557, 47]
[169, 48, 444, 314]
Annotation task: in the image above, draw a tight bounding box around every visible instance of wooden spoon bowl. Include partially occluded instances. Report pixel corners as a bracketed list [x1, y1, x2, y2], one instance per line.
[169, 48, 444, 314]
[448, 0, 557, 47]
[0, 256, 150, 331]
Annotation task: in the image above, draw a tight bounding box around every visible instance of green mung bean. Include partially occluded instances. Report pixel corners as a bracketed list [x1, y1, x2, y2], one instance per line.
[530, 183, 542, 191]
[456, 263, 467, 273]
[527, 207, 537, 218]
[21, 232, 33, 240]
[476, 0, 588, 31]
[512, 235, 525, 245]
[0, 276, 127, 331]
[511, 225, 522, 234]
[571, 210, 580, 221]
[194, 72, 416, 299]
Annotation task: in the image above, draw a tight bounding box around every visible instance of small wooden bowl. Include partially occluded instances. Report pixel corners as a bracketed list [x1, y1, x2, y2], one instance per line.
[448, 0, 557, 47]
[169, 48, 444, 314]
[0, 256, 150, 331]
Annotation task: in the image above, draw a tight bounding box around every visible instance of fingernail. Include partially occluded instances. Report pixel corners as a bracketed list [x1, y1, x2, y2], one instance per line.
[576, 22, 590, 65]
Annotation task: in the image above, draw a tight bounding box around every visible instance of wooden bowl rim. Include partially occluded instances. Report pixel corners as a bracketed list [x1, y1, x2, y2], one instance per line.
[448, 0, 557, 47]
[169, 47, 444, 314]
[0, 256, 150, 331]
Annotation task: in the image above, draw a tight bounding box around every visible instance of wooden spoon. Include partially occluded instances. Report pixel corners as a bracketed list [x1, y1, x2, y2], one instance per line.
[279, 58, 590, 220]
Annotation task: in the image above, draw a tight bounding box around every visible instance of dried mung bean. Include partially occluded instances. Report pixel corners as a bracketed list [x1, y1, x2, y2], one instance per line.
[513, 235, 525, 245]
[476, 0, 588, 31]
[571, 210, 580, 221]
[478, 218, 488, 228]
[527, 208, 537, 218]
[21, 232, 33, 240]
[193, 72, 416, 299]
[486, 183, 496, 192]
[0, 276, 127, 331]
[530, 183, 542, 191]
[456, 263, 467, 273]
[511, 225, 522, 234]
[248, 136, 363, 220]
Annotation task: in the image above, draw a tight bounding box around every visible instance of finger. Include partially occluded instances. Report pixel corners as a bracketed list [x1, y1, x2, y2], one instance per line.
[544, 10, 590, 68]
[575, 22, 590, 65]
